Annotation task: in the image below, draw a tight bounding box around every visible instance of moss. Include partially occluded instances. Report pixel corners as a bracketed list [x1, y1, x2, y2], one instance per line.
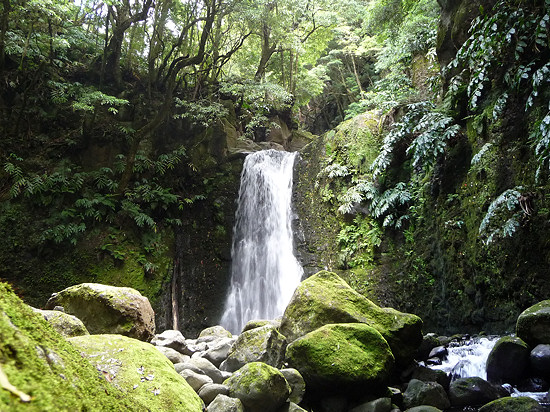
[69, 334, 203, 411]
[285, 323, 394, 390]
[516, 300, 550, 345]
[479, 396, 544, 412]
[280, 271, 423, 365]
[0, 282, 137, 411]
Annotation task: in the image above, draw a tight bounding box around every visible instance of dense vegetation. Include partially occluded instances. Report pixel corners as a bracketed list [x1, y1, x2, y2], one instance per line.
[0, 0, 548, 333]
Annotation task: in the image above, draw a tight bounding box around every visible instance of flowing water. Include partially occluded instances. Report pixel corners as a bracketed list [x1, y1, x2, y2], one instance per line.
[432, 336, 497, 380]
[220, 150, 303, 335]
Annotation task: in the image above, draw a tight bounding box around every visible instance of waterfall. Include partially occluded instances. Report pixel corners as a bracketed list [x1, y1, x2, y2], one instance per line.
[220, 149, 303, 335]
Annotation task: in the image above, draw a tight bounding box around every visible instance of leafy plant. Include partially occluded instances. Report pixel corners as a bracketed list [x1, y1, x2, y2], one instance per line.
[479, 187, 524, 245]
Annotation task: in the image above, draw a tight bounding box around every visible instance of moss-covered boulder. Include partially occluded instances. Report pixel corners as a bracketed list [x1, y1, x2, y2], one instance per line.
[0, 282, 137, 411]
[69, 334, 203, 411]
[448, 377, 500, 407]
[285, 323, 394, 393]
[516, 300, 550, 346]
[199, 325, 233, 339]
[403, 379, 450, 410]
[220, 325, 286, 372]
[46, 283, 155, 341]
[486, 336, 529, 384]
[32, 308, 89, 337]
[478, 396, 544, 412]
[224, 362, 291, 412]
[280, 271, 423, 364]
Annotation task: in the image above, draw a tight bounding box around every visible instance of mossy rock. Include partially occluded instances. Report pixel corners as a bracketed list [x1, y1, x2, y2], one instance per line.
[280, 271, 423, 364]
[224, 362, 291, 412]
[285, 323, 394, 393]
[516, 300, 550, 346]
[486, 336, 529, 384]
[32, 308, 89, 337]
[221, 325, 287, 372]
[478, 396, 544, 412]
[0, 282, 138, 411]
[199, 325, 233, 339]
[69, 334, 203, 411]
[46, 283, 155, 341]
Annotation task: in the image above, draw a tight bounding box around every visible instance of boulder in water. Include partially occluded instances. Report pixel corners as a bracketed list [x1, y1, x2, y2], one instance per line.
[220, 324, 286, 372]
[486, 336, 529, 384]
[280, 271, 422, 364]
[32, 308, 89, 337]
[478, 396, 544, 412]
[285, 323, 394, 393]
[410, 366, 451, 390]
[530, 344, 550, 378]
[46, 283, 155, 341]
[403, 379, 450, 410]
[69, 333, 203, 411]
[404, 407, 443, 412]
[224, 362, 291, 412]
[448, 377, 500, 407]
[517, 300, 550, 346]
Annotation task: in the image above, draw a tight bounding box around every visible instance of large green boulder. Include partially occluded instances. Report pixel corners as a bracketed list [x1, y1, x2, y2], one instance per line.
[280, 271, 423, 364]
[0, 282, 136, 411]
[220, 325, 286, 372]
[478, 396, 544, 412]
[285, 323, 394, 392]
[224, 362, 291, 412]
[69, 334, 203, 411]
[516, 300, 550, 346]
[46, 283, 155, 341]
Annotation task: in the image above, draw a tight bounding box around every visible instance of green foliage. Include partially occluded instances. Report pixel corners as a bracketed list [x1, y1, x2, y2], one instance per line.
[446, 0, 550, 176]
[174, 99, 229, 127]
[337, 215, 381, 268]
[479, 187, 524, 245]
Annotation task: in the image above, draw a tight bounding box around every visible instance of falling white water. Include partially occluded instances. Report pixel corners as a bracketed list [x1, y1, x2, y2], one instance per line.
[220, 150, 303, 335]
[431, 336, 498, 380]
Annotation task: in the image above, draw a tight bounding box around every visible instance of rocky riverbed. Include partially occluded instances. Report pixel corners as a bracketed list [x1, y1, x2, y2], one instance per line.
[2, 272, 550, 411]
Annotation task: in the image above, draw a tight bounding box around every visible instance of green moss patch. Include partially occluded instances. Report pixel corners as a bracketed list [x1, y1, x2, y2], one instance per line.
[0, 282, 136, 411]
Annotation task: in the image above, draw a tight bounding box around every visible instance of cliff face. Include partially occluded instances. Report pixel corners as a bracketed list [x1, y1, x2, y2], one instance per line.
[293, 0, 550, 334]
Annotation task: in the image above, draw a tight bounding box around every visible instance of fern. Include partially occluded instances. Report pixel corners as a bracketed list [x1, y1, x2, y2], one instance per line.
[479, 187, 524, 244]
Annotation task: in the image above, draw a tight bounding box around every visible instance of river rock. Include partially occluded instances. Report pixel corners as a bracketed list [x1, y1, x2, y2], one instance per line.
[417, 333, 440, 360]
[242, 319, 281, 333]
[403, 379, 450, 410]
[517, 300, 550, 346]
[198, 383, 230, 404]
[180, 368, 214, 392]
[277, 402, 308, 412]
[203, 337, 235, 367]
[486, 336, 529, 384]
[280, 368, 306, 404]
[46, 283, 155, 341]
[404, 407, 442, 412]
[285, 323, 394, 393]
[280, 271, 423, 364]
[69, 334, 203, 411]
[220, 324, 286, 372]
[207, 394, 244, 412]
[32, 308, 89, 337]
[155, 345, 189, 364]
[151, 329, 188, 354]
[199, 325, 233, 339]
[187, 357, 224, 384]
[448, 376, 500, 407]
[348, 397, 392, 412]
[224, 362, 291, 412]
[411, 366, 450, 390]
[478, 396, 544, 412]
[530, 344, 550, 378]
